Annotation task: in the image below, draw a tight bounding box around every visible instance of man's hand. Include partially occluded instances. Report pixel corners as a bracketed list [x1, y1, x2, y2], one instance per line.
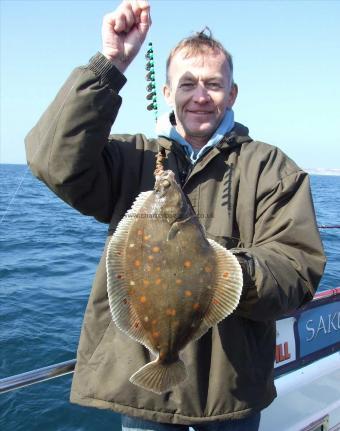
[102, 0, 151, 73]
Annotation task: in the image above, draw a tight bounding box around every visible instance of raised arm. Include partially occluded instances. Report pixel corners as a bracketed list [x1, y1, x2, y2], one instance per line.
[25, 1, 151, 222]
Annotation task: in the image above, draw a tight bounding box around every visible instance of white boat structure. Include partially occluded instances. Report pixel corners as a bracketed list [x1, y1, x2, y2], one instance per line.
[261, 287, 340, 431]
[1, 288, 339, 431]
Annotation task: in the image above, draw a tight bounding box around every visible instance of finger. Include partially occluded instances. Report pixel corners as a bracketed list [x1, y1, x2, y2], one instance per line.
[120, 5, 135, 32]
[136, 0, 151, 36]
[103, 11, 125, 34]
[113, 14, 127, 33]
[139, 9, 151, 27]
[130, 0, 142, 24]
[136, 0, 150, 10]
[130, 0, 150, 21]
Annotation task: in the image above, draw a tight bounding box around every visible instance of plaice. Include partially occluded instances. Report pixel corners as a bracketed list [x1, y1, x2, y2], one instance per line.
[106, 170, 243, 394]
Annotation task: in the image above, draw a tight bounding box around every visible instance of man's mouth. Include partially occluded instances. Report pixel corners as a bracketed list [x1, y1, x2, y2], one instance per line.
[187, 110, 213, 115]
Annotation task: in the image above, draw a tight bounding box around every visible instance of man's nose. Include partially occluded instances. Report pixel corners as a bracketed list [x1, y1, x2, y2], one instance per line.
[192, 85, 210, 103]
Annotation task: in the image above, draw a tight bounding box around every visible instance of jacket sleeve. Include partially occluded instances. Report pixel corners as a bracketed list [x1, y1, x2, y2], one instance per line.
[25, 53, 127, 223]
[233, 153, 326, 322]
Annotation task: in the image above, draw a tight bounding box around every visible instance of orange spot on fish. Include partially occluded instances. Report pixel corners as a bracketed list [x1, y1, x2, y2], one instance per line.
[152, 319, 158, 325]
[166, 308, 176, 317]
[134, 259, 141, 268]
[176, 279, 182, 285]
[140, 296, 147, 304]
[184, 260, 192, 268]
[152, 246, 160, 253]
[184, 290, 192, 297]
[159, 351, 165, 360]
[144, 235, 151, 241]
[137, 230, 143, 236]
[223, 271, 229, 279]
[155, 266, 161, 272]
[155, 278, 161, 285]
[148, 255, 154, 261]
[205, 265, 213, 273]
[213, 299, 220, 305]
[152, 331, 160, 339]
[143, 279, 150, 287]
[193, 303, 200, 311]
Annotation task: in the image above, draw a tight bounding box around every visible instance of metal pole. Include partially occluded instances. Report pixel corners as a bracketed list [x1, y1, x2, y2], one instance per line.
[0, 359, 76, 394]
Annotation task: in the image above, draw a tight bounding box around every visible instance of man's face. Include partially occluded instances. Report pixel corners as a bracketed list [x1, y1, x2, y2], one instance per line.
[163, 49, 238, 147]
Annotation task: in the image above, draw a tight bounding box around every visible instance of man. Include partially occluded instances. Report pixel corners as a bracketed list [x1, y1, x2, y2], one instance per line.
[25, 1, 325, 430]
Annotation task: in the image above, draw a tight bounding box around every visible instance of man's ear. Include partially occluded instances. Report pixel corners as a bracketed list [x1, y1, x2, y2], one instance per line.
[228, 83, 238, 108]
[163, 84, 173, 107]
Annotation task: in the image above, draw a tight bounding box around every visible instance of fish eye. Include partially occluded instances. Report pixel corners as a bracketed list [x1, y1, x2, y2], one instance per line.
[161, 179, 171, 188]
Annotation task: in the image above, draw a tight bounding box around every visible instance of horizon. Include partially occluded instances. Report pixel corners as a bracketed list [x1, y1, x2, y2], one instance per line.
[1, 0, 340, 168]
[2, 162, 340, 177]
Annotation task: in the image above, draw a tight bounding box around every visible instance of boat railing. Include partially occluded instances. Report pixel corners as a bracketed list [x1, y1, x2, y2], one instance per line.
[0, 359, 76, 394]
[1, 286, 339, 395]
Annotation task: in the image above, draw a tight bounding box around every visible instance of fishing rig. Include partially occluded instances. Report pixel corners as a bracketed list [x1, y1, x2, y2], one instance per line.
[145, 41, 165, 176]
[145, 42, 158, 121]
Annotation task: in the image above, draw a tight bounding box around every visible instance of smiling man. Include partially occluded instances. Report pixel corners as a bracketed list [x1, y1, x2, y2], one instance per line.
[25, 1, 325, 430]
[163, 43, 237, 150]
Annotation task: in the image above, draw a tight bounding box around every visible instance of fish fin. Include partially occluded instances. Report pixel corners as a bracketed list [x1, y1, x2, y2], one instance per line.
[129, 357, 187, 394]
[202, 239, 243, 327]
[106, 190, 156, 354]
[167, 223, 180, 241]
[190, 321, 211, 343]
[191, 240, 243, 342]
[167, 216, 196, 241]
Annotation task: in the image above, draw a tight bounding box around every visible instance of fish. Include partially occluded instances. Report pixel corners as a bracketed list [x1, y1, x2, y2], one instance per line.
[106, 170, 243, 394]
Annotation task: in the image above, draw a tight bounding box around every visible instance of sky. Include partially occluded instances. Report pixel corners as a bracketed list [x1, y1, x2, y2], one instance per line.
[1, 0, 339, 169]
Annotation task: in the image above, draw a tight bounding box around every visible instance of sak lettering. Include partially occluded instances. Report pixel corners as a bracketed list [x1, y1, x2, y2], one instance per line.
[305, 312, 340, 342]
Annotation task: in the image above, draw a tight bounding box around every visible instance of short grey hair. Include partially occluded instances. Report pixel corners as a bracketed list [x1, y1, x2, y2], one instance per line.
[166, 27, 234, 87]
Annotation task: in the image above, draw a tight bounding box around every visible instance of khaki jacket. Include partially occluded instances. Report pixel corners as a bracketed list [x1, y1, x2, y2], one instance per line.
[25, 53, 326, 425]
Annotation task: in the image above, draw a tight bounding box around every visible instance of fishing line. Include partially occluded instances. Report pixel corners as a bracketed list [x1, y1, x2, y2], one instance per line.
[318, 225, 340, 229]
[0, 169, 30, 225]
[0, 73, 84, 227]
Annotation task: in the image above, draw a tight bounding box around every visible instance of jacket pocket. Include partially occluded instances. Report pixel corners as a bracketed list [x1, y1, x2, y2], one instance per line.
[87, 320, 113, 365]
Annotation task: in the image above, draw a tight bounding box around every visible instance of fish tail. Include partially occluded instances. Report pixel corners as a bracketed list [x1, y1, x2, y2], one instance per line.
[129, 358, 187, 394]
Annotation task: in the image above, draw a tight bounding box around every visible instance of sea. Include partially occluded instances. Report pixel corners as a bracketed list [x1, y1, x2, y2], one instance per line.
[0, 164, 339, 431]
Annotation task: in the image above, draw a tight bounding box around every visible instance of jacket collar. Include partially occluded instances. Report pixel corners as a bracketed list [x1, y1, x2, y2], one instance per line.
[158, 122, 252, 156]
[216, 122, 252, 150]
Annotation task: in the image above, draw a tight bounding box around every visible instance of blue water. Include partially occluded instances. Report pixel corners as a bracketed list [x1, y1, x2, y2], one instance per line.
[0, 164, 339, 431]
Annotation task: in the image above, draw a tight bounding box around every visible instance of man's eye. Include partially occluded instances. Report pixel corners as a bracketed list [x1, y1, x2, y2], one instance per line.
[207, 83, 222, 90]
[180, 83, 195, 89]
